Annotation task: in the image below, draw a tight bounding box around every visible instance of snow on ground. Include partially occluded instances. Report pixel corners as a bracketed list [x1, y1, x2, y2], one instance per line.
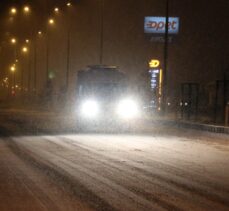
[9, 130, 229, 211]
[0, 109, 229, 210]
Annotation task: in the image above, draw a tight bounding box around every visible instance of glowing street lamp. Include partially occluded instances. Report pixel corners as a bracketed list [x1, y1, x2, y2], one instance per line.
[25, 39, 30, 43]
[11, 67, 15, 72]
[22, 46, 28, 53]
[11, 38, 17, 44]
[10, 7, 17, 15]
[10, 38, 17, 62]
[46, 17, 56, 90]
[67, 2, 72, 7]
[54, 7, 59, 13]
[48, 18, 55, 25]
[23, 6, 30, 13]
[10, 66, 16, 72]
[38, 31, 42, 35]
[10, 65, 16, 95]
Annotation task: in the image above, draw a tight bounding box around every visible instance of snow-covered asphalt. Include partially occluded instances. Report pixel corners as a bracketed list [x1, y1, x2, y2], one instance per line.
[0, 112, 229, 210]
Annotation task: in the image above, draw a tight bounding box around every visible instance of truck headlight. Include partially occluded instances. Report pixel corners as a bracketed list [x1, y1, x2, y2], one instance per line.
[117, 99, 139, 119]
[81, 100, 99, 118]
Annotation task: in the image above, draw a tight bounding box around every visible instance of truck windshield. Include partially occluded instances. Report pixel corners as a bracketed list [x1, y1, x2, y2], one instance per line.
[79, 83, 127, 99]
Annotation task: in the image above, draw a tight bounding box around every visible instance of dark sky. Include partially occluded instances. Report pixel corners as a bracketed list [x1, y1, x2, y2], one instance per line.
[0, 0, 229, 98]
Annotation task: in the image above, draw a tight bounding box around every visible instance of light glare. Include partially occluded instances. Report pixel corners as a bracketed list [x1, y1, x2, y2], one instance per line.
[10, 66, 16, 72]
[81, 100, 99, 118]
[11, 38, 16, 44]
[22, 47, 28, 53]
[49, 18, 54, 25]
[24, 6, 30, 13]
[10, 8, 17, 15]
[117, 99, 139, 119]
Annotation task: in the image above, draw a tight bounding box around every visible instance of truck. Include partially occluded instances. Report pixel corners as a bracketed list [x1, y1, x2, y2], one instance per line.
[75, 65, 140, 130]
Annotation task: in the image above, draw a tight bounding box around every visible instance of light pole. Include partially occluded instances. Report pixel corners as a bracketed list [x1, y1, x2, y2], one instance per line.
[21, 46, 28, 93]
[33, 31, 43, 94]
[10, 37, 17, 61]
[10, 65, 16, 96]
[9, 38, 17, 97]
[53, 3, 72, 93]
[162, 0, 169, 115]
[25, 41, 32, 93]
[65, 2, 73, 92]
[66, 27, 70, 92]
[100, 0, 104, 65]
[22, 6, 32, 94]
[46, 18, 55, 84]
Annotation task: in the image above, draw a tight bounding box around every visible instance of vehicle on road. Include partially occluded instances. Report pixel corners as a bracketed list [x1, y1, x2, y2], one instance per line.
[75, 65, 141, 130]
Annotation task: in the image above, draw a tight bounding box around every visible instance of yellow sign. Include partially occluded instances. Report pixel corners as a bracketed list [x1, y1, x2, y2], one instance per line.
[149, 59, 160, 68]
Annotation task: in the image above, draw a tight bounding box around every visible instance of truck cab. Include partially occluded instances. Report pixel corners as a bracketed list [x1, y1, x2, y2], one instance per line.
[75, 65, 140, 129]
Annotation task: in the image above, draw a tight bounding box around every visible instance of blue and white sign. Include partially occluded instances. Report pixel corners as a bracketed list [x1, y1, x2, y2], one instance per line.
[144, 17, 179, 34]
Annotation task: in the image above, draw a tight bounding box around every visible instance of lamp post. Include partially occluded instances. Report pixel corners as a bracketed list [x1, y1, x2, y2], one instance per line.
[9, 38, 18, 96]
[10, 65, 16, 96]
[162, 0, 169, 115]
[100, 0, 104, 65]
[46, 18, 55, 84]
[33, 31, 43, 94]
[10, 38, 17, 61]
[21, 46, 28, 93]
[23, 6, 39, 96]
[65, 2, 73, 93]
[24, 42, 32, 93]
[65, 26, 71, 93]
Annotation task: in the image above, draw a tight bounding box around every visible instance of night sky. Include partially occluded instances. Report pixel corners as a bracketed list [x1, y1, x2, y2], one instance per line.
[0, 0, 229, 100]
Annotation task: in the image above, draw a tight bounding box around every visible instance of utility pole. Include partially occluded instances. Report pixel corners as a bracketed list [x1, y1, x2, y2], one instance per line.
[99, 0, 104, 65]
[66, 13, 71, 92]
[33, 36, 37, 94]
[162, 0, 169, 115]
[28, 43, 32, 93]
[46, 31, 50, 84]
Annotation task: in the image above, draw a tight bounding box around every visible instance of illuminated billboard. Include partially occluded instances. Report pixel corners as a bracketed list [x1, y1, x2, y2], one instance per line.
[144, 17, 179, 34]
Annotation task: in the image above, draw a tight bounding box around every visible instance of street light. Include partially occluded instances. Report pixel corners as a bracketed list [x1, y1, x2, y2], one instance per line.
[67, 2, 72, 7]
[25, 39, 30, 43]
[10, 38, 17, 66]
[64, 1, 74, 92]
[46, 18, 56, 91]
[21, 46, 30, 93]
[11, 38, 17, 44]
[54, 7, 59, 13]
[48, 18, 55, 25]
[10, 7, 17, 15]
[22, 46, 28, 53]
[23, 6, 30, 13]
[10, 65, 16, 72]
[10, 65, 16, 95]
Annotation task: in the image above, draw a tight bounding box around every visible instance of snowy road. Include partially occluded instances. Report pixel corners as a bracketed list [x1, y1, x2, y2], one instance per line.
[0, 115, 229, 210]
